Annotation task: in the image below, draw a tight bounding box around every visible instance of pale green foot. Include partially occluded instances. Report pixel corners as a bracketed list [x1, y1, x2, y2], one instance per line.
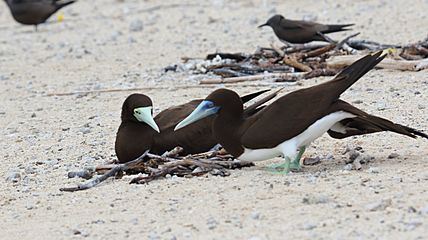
[268, 157, 291, 174]
[290, 146, 306, 171]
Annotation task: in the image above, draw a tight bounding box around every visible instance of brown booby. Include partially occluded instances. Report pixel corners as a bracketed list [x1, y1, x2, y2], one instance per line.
[175, 52, 428, 173]
[258, 14, 353, 44]
[115, 89, 279, 163]
[3, 0, 76, 30]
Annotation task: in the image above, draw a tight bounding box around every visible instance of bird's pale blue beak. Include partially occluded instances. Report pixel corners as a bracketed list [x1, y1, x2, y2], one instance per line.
[174, 100, 220, 131]
[133, 106, 160, 133]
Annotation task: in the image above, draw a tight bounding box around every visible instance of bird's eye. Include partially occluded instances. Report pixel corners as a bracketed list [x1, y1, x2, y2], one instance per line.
[206, 101, 214, 108]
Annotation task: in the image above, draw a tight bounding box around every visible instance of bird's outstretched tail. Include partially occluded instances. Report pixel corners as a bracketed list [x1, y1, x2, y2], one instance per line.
[323, 23, 354, 34]
[55, 0, 76, 10]
[323, 51, 386, 100]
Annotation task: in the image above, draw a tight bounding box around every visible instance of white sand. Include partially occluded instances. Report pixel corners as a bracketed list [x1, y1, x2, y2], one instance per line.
[1, 0, 427, 239]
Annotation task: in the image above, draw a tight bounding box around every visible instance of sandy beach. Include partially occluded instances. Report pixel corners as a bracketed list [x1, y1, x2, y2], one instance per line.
[1, 0, 428, 239]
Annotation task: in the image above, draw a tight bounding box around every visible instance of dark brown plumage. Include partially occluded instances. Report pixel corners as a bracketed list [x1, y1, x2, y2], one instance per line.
[258, 14, 353, 44]
[175, 52, 427, 169]
[115, 89, 278, 163]
[3, 0, 76, 29]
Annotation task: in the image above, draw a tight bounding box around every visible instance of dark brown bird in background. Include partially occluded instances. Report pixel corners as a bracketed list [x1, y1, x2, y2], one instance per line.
[175, 52, 428, 173]
[3, 0, 76, 30]
[115, 89, 280, 163]
[258, 14, 353, 44]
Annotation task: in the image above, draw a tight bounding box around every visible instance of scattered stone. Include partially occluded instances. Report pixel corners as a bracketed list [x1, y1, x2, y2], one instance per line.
[343, 163, 353, 171]
[353, 158, 362, 170]
[25, 166, 36, 174]
[404, 220, 422, 230]
[408, 206, 417, 213]
[6, 171, 21, 182]
[419, 205, 428, 215]
[347, 150, 360, 163]
[250, 211, 260, 220]
[303, 156, 321, 165]
[302, 194, 330, 204]
[207, 217, 218, 230]
[81, 156, 96, 162]
[365, 199, 392, 211]
[130, 19, 143, 32]
[79, 127, 91, 134]
[301, 223, 317, 230]
[388, 153, 399, 159]
[367, 167, 380, 174]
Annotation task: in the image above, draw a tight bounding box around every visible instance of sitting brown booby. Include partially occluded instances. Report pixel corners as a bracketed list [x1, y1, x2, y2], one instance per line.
[115, 89, 279, 163]
[3, 0, 76, 30]
[258, 14, 353, 44]
[175, 52, 428, 173]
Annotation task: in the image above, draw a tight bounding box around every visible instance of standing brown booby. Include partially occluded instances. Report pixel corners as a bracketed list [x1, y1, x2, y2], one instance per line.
[258, 14, 353, 44]
[175, 52, 428, 173]
[3, 0, 76, 30]
[115, 89, 279, 163]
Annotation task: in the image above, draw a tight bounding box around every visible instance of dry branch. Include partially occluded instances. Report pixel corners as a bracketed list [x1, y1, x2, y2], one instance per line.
[327, 55, 428, 71]
[199, 72, 306, 84]
[282, 56, 312, 72]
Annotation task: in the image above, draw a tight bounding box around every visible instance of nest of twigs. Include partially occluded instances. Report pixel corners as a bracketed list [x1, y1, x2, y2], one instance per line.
[60, 147, 254, 192]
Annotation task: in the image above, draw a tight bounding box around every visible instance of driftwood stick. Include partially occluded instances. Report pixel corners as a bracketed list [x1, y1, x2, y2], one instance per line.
[60, 151, 149, 192]
[335, 32, 360, 54]
[199, 72, 306, 84]
[283, 56, 312, 72]
[282, 42, 330, 54]
[295, 43, 336, 60]
[327, 55, 428, 71]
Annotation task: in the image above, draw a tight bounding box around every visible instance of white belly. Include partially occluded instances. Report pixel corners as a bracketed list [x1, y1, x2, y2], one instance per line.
[238, 111, 356, 162]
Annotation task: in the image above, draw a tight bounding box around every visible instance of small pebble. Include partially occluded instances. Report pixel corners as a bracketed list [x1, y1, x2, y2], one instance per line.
[6, 172, 21, 182]
[367, 167, 380, 174]
[343, 163, 353, 171]
[302, 194, 330, 204]
[365, 199, 391, 211]
[301, 223, 317, 230]
[388, 153, 399, 159]
[207, 217, 218, 230]
[250, 211, 260, 220]
[130, 19, 143, 32]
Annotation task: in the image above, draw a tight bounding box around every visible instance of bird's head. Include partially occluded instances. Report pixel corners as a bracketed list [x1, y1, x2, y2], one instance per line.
[258, 14, 284, 28]
[120, 93, 160, 133]
[174, 89, 242, 131]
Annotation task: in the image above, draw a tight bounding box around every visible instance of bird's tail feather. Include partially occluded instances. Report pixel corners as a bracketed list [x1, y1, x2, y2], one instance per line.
[55, 0, 76, 9]
[323, 23, 354, 34]
[326, 51, 386, 100]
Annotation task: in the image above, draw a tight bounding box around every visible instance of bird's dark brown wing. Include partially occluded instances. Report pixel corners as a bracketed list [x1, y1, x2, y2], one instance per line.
[241, 52, 385, 149]
[151, 90, 275, 155]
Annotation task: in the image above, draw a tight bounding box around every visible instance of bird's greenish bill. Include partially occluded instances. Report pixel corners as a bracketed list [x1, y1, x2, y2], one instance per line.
[174, 100, 220, 131]
[133, 107, 160, 133]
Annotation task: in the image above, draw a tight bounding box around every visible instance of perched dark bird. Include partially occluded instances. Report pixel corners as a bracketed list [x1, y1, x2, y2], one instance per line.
[258, 14, 353, 44]
[115, 89, 280, 163]
[175, 52, 428, 173]
[3, 0, 76, 30]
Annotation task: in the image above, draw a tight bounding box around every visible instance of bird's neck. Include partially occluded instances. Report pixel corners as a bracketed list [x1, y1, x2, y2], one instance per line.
[212, 113, 245, 157]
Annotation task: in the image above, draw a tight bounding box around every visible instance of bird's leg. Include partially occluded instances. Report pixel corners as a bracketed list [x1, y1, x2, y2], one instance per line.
[316, 32, 335, 43]
[268, 156, 292, 174]
[289, 146, 306, 170]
